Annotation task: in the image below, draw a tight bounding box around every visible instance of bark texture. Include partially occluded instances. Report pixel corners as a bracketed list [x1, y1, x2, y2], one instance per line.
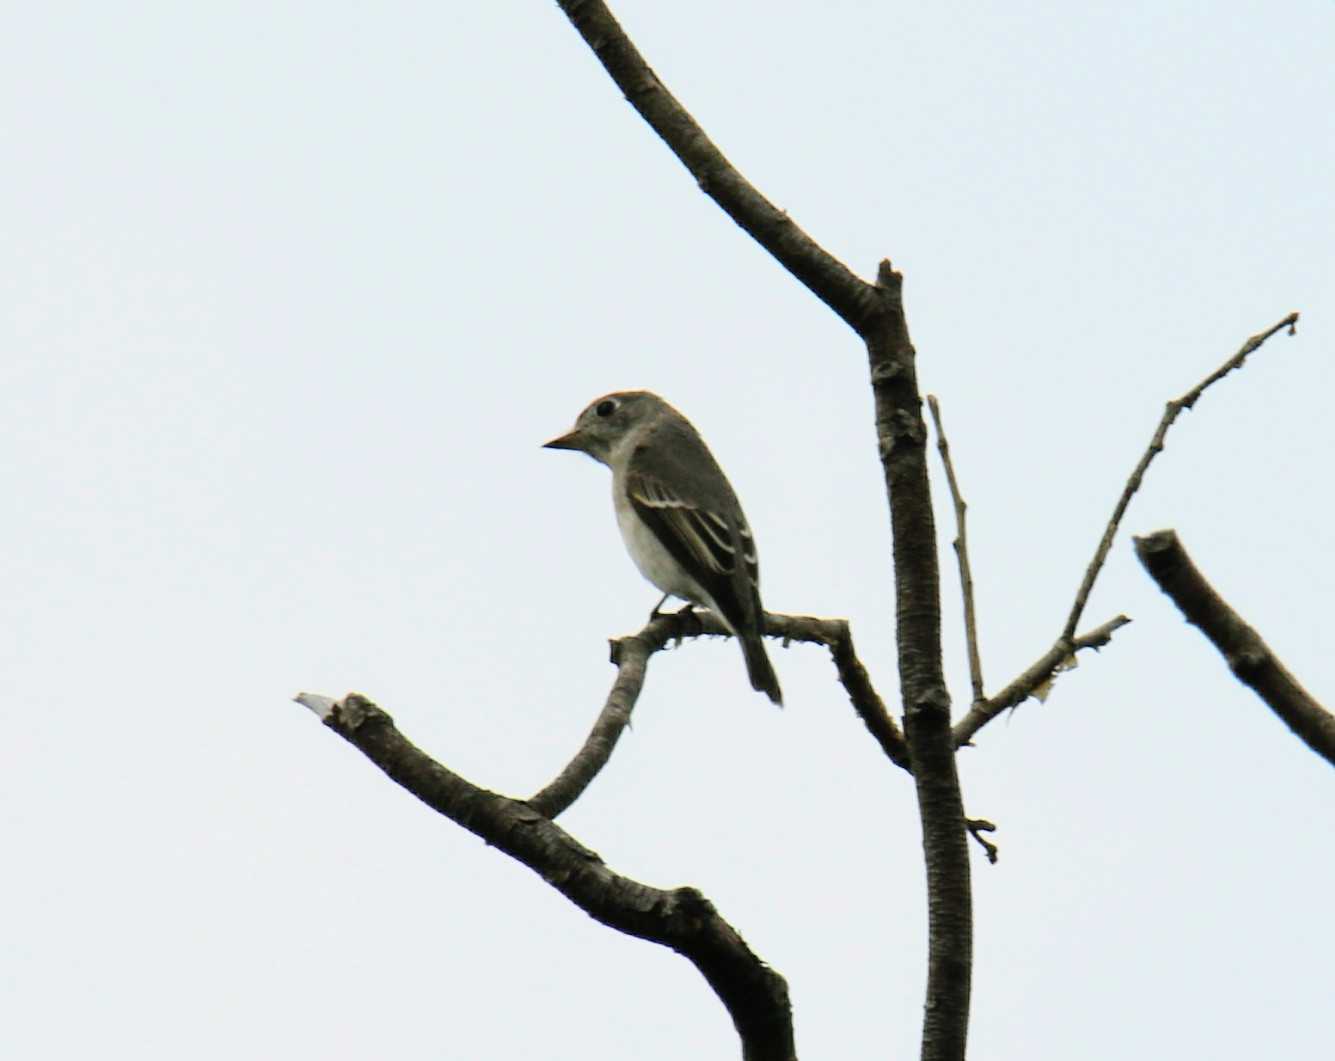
[323, 694, 797, 1061]
[863, 263, 970, 1061]
[1135, 530, 1335, 766]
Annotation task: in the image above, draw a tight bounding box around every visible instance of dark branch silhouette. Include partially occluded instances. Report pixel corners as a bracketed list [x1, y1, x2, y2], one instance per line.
[295, 693, 797, 1061]
[965, 819, 999, 864]
[1134, 530, 1335, 767]
[1063, 313, 1299, 641]
[295, 610, 899, 1056]
[861, 187, 969, 1061]
[531, 608, 909, 821]
[956, 312, 1298, 749]
[555, 0, 876, 331]
[953, 616, 1131, 748]
[928, 395, 985, 705]
[526, 611, 678, 819]
[756, 612, 909, 772]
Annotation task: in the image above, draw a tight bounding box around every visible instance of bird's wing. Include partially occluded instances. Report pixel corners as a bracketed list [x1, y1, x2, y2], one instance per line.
[626, 431, 761, 630]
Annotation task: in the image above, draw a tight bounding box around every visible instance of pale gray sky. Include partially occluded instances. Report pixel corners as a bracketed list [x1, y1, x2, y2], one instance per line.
[4, 3, 1332, 1058]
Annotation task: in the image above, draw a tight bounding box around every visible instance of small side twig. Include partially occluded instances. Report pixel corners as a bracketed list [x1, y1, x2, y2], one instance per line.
[529, 609, 911, 819]
[928, 394, 985, 704]
[965, 819, 999, 864]
[695, 610, 912, 773]
[528, 610, 686, 819]
[1135, 530, 1335, 767]
[1062, 313, 1299, 641]
[953, 615, 1131, 747]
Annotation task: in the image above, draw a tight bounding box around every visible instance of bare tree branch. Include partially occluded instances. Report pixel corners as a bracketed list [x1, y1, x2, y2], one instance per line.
[927, 395, 985, 704]
[528, 610, 683, 818]
[953, 615, 1131, 748]
[294, 693, 797, 1061]
[751, 611, 910, 773]
[864, 263, 969, 1061]
[957, 313, 1296, 750]
[555, 0, 876, 331]
[530, 609, 910, 820]
[1062, 313, 1299, 641]
[684, 609, 912, 771]
[1134, 530, 1335, 767]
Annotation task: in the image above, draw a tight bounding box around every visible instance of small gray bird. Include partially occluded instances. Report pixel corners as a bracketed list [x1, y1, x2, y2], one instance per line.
[544, 391, 782, 705]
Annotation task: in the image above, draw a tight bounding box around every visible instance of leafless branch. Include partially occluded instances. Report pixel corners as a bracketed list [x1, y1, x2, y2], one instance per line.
[294, 692, 796, 1061]
[1134, 530, 1335, 767]
[762, 612, 910, 772]
[928, 395, 984, 704]
[960, 314, 1297, 749]
[965, 819, 998, 865]
[554, 0, 876, 331]
[953, 615, 1131, 748]
[528, 610, 683, 818]
[864, 265, 970, 1061]
[1062, 313, 1299, 641]
[682, 609, 911, 773]
[530, 608, 911, 819]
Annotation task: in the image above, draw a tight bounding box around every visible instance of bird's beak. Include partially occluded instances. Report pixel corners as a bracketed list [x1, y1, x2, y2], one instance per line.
[543, 429, 587, 452]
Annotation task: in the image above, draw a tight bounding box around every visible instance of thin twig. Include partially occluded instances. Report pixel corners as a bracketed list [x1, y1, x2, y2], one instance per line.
[1135, 530, 1335, 767]
[953, 615, 1131, 748]
[928, 395, 984, 704]
[528, 608, 911, 819]
[1062, 313, 1299, 641]
[965, 819, 999, 864]
[692, 609, 911, 773]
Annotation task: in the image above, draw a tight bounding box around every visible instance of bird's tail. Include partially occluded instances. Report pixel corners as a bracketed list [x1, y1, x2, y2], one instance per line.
[741, 634, 783, 706]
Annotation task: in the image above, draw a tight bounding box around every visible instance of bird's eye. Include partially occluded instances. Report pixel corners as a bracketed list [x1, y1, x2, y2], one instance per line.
[595, 399, 617, 418]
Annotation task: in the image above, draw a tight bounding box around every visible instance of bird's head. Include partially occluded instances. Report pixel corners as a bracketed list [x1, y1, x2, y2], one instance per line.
[543, 390, 665, 466]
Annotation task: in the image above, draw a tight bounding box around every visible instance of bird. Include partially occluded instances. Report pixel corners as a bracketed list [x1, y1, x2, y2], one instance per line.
[544, 390, 783, 705]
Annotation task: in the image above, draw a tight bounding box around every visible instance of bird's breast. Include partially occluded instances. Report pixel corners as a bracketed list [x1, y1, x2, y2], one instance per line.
[612, 485, 708, 606]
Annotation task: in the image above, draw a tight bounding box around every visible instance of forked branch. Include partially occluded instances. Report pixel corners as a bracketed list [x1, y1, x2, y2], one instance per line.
[294, 693, 796, 1061]
[531, 608, 910, 820]
[957, 313, 1299, 748]
[1063, 313, 1299, 641]
[953, 615, 1131, 748]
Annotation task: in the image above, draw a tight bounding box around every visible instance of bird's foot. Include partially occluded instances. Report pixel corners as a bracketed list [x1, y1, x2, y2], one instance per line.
[671, 604, 699, 648]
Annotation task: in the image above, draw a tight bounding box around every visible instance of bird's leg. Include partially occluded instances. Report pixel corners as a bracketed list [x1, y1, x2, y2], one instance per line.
[648, 592, 672, 621]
